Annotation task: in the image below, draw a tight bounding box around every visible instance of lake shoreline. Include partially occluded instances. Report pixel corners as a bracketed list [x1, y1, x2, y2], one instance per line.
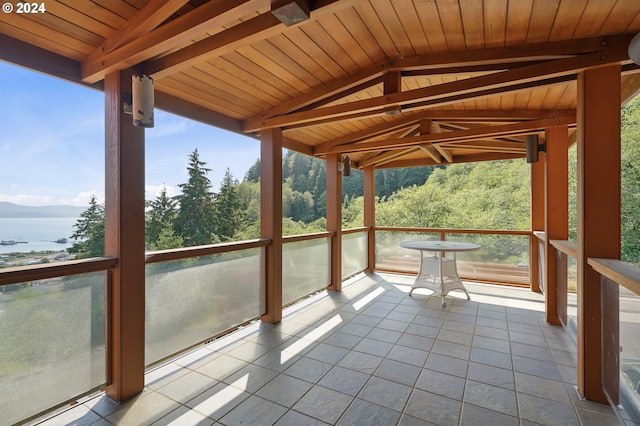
[0, 250, 72, 268]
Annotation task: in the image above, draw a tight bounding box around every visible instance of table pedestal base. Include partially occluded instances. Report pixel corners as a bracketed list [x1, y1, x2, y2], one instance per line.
[409, 254, 471, 306]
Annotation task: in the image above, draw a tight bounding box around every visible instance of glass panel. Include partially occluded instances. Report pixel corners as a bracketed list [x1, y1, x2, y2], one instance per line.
[602, 277, 640, 425]
[566, 255, 578, 343]
[283, 237, 329, 305]
[0, 272, 106, 425]
[342, 231, 367, 279]
[446, 233, 530, 285]
[376, 231, 440, 274]
[145, 248, 263, 365]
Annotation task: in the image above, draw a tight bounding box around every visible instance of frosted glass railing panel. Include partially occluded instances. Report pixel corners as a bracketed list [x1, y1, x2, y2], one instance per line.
[601, 277, 640, 425]
[566, 255, 578, 342]
[145, 248, 263, 365]
[342, 231, 367, 279]
[283, 237, 330, 305]
[446, 233, 530, 285]
[376, 231, 440, 273]
[0, 272, 106, 425]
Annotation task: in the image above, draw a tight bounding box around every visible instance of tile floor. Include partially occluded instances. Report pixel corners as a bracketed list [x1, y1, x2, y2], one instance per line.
[32, 273, 623, 425]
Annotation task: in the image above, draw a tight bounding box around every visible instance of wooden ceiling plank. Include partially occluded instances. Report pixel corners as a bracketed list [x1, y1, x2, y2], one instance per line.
[81, 0, 267, 83]
[96, 0, 191, 55]
[505, 0, 533, 45]
[353, 1, 399, 58]
[372, 0, 416, 58]
[483, 0, 507, 48]
[437, 0, 466, 51]
[392, 0, 430, 55]
[459, 0, 485, 50]
[599, 0, 640, 35]
[526, 0, 558, 43]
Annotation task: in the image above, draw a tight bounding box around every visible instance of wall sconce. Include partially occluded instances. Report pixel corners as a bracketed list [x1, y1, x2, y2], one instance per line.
[341, 156, 351, 176]
[132, 74, 154, 128]
[629, 32, 640, 65]
[526, 134, 547, 163]
[271, 0, 310, 26]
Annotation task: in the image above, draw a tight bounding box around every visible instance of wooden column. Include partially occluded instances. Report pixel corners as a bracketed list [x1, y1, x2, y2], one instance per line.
[327, 153, 342, 291]
[260, 128, 283, 323]
[363, 166, 376, 273]
[544, 126, 569, 325]
[576, 65, 621, 403]
[104, 69, 146, 401]
[530, 156, 544, 293]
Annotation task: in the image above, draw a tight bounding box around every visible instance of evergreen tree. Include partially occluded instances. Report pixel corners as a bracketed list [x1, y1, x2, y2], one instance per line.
[213, 168, 244, 241]
[174, 149, 217, 246]
[244, 158, 260, 182]
[68, 195, 105, 258]
[146, 186, 180, 249]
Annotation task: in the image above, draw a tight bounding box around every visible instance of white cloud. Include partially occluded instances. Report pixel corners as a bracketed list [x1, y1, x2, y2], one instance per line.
[145, 184, 180, 200]
[0, 191, 103, 207]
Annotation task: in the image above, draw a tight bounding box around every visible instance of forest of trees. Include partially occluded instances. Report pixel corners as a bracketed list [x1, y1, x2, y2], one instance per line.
[69, 96, 640, 266]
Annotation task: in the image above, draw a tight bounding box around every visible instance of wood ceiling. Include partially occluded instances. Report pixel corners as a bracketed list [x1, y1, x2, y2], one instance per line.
[2, 0, 640, 169]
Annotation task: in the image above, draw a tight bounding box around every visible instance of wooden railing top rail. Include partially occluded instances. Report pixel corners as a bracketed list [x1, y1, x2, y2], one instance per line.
[0, 256, 118, 287]
[588, 258, 640, 296]
[550, 239, 578, 259]
[342, 227, 370, 235]
[375, 226, 531, 236]
[283, 231, 335, 244]
[145, 238, 270, 264]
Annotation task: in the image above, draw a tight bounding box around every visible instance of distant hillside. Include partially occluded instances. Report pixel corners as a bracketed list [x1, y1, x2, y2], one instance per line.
[0, 202, 84, 218]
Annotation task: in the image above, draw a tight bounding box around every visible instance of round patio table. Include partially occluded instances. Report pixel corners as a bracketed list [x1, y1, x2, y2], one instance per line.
[400, 240, 481, 306]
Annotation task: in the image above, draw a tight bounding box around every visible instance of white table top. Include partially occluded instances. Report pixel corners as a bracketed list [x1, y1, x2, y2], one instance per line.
[400, 240, 481, 252]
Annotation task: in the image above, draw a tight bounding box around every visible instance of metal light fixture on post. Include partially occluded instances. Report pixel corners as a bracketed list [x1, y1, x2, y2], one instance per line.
[342, 155, 351, 176]
[132, 74, 154, 128]
[526, 134, 547, 163]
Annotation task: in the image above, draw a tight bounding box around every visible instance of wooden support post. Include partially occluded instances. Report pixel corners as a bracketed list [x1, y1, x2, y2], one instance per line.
[544, 126, 569, 325]
[576, 65, 621, 403]
[530, 155, 544, 293]
[260, 128, 283, 323]
[327, 153, 342, 291]
[104, 69, 146, 402]
[363, 166, 375, 272]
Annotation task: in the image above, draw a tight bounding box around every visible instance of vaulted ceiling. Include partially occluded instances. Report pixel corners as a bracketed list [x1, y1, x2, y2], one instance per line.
[2, 0, 640, 169]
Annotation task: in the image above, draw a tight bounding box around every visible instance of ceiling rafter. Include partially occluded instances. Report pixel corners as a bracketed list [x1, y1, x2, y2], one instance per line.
[244, 35, 621, 130]
[95, 0, 191, 56]
[244, 35, 631, 132]
[317, 115, 575, 155]
[81, 0, 269, 83]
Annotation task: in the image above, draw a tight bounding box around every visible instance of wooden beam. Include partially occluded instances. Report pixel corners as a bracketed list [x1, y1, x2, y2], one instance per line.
[360, 148, 416, 167]
[319, 116, 575, 155]
[576, 65, 621, 404]
[378, 151, 522, 169]
[418, 144, 444, 163]
[144, 0, 355, 80]
[363, 166, 375, 273]
[530, 158, 545, 293]
[95, 0, 190, 55]
[244, 36, 630, 132]
[104, 68, 146, 402]
[544, 125, 569, 324]
[326, 153, 342, 291]
[0, 34, 88, 86]
[260, 127, 284, 323]
[82, 0, 267, 83]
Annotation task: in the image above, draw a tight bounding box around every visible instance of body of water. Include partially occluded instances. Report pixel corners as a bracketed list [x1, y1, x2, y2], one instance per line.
[0, 218, 78, 253]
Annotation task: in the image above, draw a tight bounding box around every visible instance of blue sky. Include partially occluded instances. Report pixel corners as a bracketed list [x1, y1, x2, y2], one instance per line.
[0, 61, 260, 206]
